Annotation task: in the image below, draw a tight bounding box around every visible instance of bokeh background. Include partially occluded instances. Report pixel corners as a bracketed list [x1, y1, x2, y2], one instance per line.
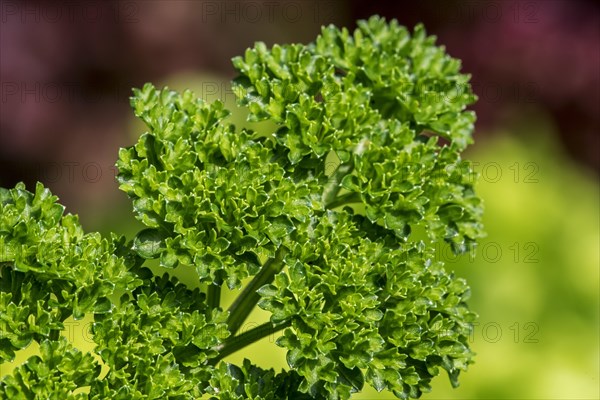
[1, 1, 598, 399]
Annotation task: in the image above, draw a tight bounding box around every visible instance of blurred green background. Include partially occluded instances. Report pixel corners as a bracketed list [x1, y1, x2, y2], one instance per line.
[1, 1, 598, 399]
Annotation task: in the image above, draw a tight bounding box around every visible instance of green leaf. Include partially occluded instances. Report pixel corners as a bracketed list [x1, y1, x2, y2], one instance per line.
[94, 297, 112, 314]
[341, 174, 361, 192]
[337, 365, 365, 393]
[133, 228, 166, 259]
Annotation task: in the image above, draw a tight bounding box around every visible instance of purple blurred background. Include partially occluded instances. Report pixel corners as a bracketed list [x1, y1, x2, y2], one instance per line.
[1, 0, 598, 225]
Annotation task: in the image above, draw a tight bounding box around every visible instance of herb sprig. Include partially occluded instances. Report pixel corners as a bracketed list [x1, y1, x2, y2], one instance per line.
[1, 16, 483, 399]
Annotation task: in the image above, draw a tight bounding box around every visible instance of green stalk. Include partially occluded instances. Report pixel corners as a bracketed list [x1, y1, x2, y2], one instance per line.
[322, 162, 353, 207]
[321, 139, 369, 207]
[325, 192, 362, 210]
[49, 329, 60, 341]
[211, 320, 292, 364]
[207, 283, 221, 311]
[226, 246, 287, 335]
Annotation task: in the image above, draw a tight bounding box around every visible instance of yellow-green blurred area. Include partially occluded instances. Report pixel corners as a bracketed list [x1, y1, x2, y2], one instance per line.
[1, 72, 598, 399]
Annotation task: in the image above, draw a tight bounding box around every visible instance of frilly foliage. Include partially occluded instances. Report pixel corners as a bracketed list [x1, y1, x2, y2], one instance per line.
[1, 16, 483, 399]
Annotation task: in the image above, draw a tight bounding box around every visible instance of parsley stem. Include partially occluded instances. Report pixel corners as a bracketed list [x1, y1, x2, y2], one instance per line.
[211, 319, 291, 364]
[322, 162, 353, 207]
[49, 329, 60, 341]
[322, 139, 369, 208]
[325, 192, 362, 210]
[207, 283, 221, 311]
[226, 246, 288, 335]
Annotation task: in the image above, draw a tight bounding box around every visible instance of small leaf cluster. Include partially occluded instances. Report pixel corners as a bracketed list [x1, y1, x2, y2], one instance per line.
[90, 273, 229, 398]
[1, 16, 484, 399]
[117, 87, 319, 289]
[258, 211, 476, 398]
[0, 183, 137, 362]
[1, 338, 99, 400]
[206, 359, 318, 400]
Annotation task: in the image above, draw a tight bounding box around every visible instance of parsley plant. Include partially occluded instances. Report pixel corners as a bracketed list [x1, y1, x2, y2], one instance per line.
[0, 16, 484, 399]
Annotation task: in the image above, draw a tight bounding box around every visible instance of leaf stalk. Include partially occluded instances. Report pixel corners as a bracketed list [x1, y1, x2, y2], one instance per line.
[226, 246, 288, 335]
